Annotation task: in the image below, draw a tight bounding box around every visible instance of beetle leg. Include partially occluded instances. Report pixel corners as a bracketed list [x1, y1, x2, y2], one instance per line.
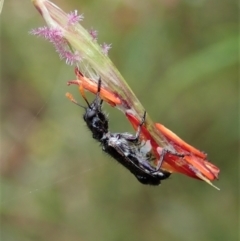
[155, 147, 185, 172]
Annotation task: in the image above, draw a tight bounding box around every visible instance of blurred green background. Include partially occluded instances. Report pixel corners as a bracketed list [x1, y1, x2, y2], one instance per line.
[1, 0, 238, 240]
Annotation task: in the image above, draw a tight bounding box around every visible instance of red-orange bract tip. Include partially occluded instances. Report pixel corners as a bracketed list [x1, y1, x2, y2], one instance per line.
[155, 123, 206, 159]
[155, 124, 220, 180]
[125, 112, 220, 184]
[73, 68, 122, 107]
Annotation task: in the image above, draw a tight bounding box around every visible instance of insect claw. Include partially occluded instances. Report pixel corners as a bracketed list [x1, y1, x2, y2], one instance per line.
[155, 147, 185, 172]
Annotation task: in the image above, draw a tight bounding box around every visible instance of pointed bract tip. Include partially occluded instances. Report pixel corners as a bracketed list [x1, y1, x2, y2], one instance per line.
[196, 172, 220, 190]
